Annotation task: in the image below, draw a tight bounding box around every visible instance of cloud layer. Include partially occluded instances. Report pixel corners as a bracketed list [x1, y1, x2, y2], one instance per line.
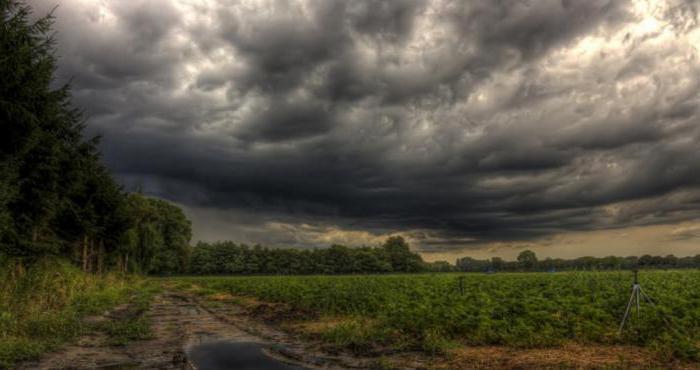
[31, 0, 700, 255]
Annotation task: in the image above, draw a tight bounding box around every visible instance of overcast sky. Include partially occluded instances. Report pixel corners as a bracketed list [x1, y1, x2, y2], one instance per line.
[29, 0, 700, 260]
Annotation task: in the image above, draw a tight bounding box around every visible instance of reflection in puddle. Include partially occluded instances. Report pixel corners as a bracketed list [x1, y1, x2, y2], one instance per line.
[187, 341, 308, 370]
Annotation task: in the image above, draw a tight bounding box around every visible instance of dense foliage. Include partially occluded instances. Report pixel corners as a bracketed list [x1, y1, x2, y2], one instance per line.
[456, 250, 700, 272]
[118, 194, 192, 274]
[0, 0, 191, 274]
[190, 236, 423, 275]
[189, 241, 700, 275]
[1, 0, 115, 260]
[174, 271, 700, 360]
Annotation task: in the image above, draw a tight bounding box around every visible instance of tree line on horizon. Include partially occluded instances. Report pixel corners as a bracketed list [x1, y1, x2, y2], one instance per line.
[190, 236, 424, 275]
[450, 249, 700, 273]
[185, 242, 700, 275]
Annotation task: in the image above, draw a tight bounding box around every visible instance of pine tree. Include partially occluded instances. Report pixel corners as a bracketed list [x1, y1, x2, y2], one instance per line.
[0, 1, 130, 266]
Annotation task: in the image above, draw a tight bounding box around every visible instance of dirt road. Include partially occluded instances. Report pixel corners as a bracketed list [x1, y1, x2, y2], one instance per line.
[18, 292, 336, 370]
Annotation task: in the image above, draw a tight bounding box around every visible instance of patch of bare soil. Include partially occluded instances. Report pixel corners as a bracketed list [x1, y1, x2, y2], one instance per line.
[249, 302, 320, 324]
[414, 344, 694, 370]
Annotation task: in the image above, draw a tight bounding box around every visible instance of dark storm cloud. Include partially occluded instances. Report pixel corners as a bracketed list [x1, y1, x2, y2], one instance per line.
[30, 0, 700, 251]
[235, 99, 335, 142]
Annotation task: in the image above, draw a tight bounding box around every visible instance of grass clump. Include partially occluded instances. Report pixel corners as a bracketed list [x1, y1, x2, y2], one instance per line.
[93, 283, 160, 346]
[320, 318, 384, 353]
[94, 317, 154, 346]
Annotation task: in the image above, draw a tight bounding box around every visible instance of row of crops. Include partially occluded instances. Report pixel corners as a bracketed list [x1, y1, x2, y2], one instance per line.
[170, 271, 700, 360]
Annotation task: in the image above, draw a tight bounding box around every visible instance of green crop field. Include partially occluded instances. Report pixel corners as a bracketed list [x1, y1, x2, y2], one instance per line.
[170, 270, 700, 361]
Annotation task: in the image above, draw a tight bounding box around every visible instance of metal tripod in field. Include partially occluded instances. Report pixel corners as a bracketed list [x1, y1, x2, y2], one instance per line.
[618, 269, 655, 333]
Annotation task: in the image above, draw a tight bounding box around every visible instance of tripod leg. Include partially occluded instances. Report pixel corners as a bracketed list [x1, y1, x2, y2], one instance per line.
[619, 288, 636, 333]
[640, 289, 656, 306]
[639, 288, 675, 328]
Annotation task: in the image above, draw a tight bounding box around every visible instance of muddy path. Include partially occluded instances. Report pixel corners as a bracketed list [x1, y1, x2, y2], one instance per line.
[19, 293, 189, 369]
[17, 292, 366, 370]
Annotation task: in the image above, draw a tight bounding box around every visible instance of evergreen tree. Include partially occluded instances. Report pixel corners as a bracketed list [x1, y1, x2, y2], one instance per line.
[1, 0, 89, 257]
[0, 1, 188, 275]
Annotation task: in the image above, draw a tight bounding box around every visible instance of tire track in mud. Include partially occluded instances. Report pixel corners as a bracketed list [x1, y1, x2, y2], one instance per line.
[182, 293, 370, 370]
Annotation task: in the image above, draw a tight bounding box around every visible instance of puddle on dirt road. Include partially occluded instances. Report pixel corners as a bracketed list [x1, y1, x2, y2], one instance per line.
[187, 341, 309, 370]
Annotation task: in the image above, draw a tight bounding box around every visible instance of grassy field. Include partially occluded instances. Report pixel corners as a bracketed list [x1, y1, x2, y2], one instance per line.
[169, 270, 700, 361]
[0, 257, 158, 368]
